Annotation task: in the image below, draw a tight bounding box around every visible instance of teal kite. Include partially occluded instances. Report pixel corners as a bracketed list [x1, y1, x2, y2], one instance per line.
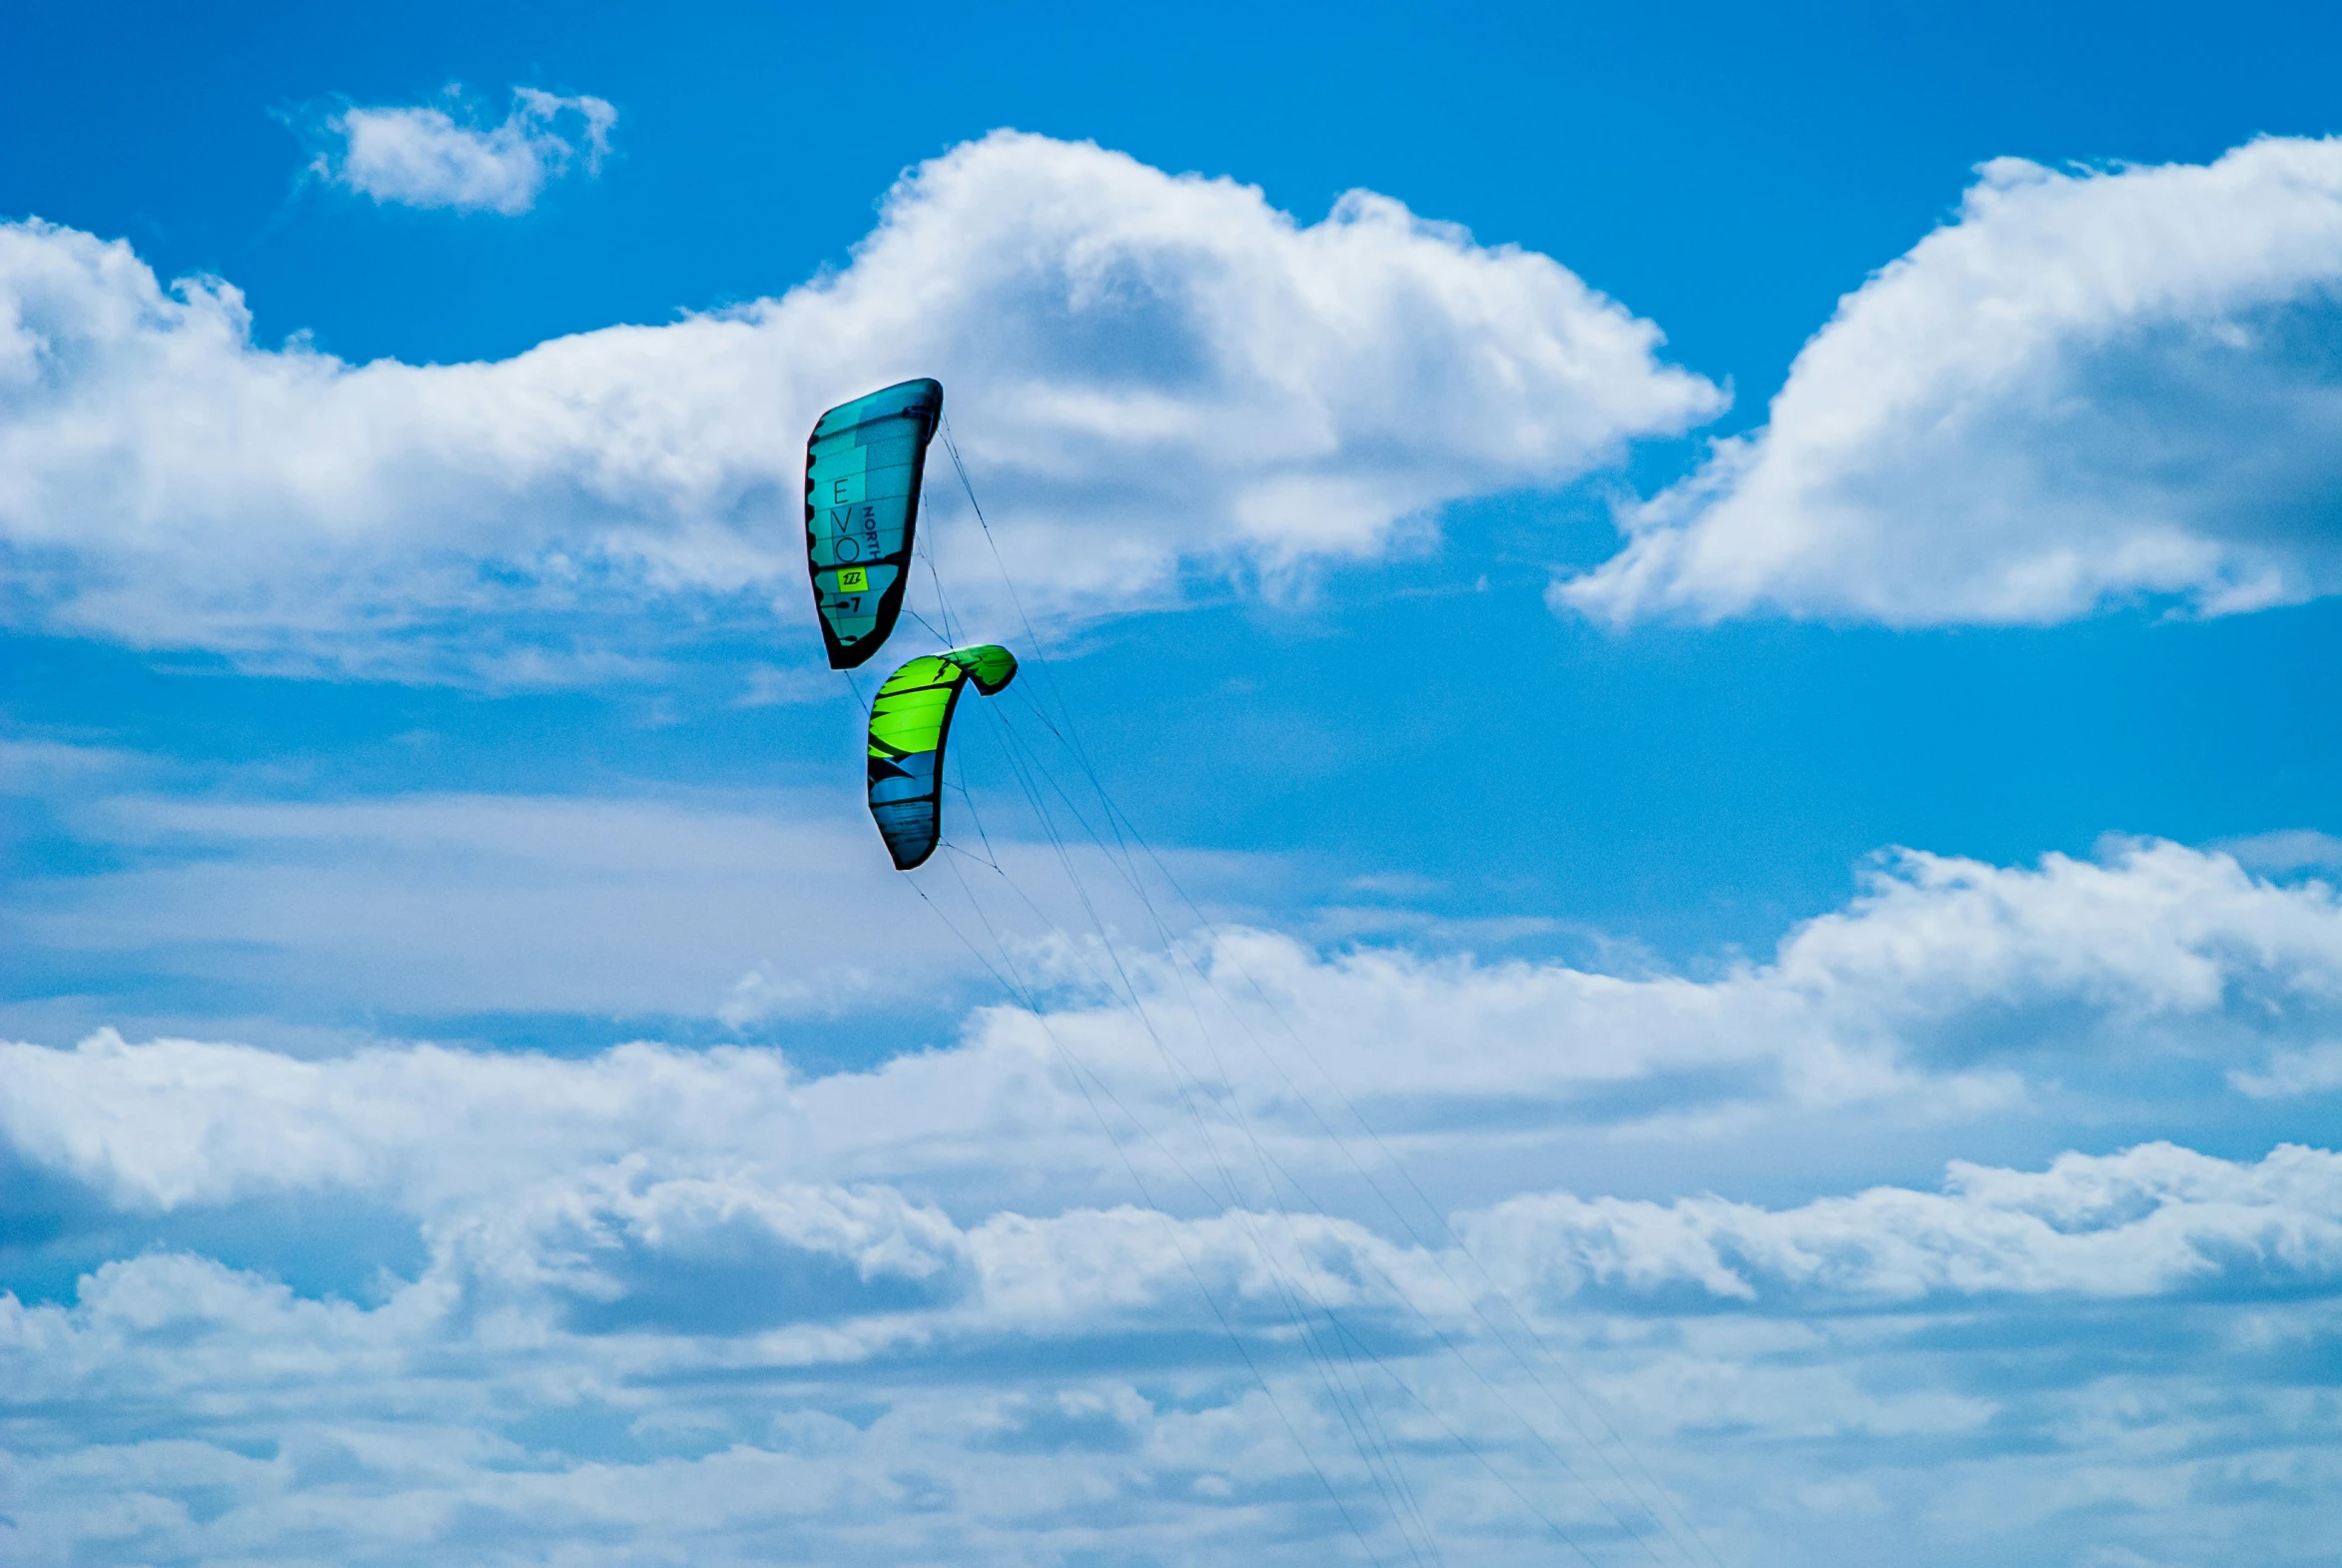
[803, 379, 944, 669]
[866, 645, 1018, 870]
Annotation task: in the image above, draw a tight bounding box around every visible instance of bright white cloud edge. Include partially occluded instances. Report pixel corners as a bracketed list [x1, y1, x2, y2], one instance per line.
[1559, 135, 2342, 627]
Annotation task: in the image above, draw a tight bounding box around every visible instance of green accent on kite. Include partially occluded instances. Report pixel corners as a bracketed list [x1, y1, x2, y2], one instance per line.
[866, 644, 1020, 870]
[804, 378, 943, 669]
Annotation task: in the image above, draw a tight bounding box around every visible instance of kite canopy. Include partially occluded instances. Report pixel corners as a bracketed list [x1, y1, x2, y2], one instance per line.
[804, 379, 945, 669]
[865, 644, 1019, 870]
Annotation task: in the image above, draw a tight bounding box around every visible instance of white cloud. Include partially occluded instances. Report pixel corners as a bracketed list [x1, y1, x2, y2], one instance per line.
[1468, 1142, 2342, 1305]
[3, 786, 1266, 1031]
[2229, 1041, 2342, 1098]
[16, 755, 2342, 1563]
[3, 1035, 2340, 1566]
[14, 836, 2342, 1562]
[1559, 136, 2342, 627]
[16, 1020, 2335, 1321]
[20, 778, 2342, 1159]
[13, 836, 2342, 1221]
[308, 87, 616, 215]
[2216, 828, 2342, 875]
[0, 131, 1720, 675]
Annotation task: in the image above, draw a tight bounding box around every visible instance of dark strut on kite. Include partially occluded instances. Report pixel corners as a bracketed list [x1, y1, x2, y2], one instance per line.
[803, 378, 945, 669]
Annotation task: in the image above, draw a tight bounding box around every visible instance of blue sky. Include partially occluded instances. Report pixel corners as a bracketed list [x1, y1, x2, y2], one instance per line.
[6, 2, 2342, 1563]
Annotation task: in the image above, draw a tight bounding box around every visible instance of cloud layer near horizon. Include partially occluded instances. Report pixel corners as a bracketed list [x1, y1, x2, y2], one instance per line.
[7, 835, 2342, 1564]
[16, 767, 2342, 1148]
[1562, 136, 2342, 627]
[0, 130, 1718, 676]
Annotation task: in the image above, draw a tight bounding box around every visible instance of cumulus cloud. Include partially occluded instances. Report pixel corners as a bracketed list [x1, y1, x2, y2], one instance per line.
[14, 836, 2342, 1562]
[1469, 1142, 2342, 1305]
[1560, 136, 2342, 627]
[11, 1024, 2340, 1317]
[0, 132, 1720, 675]
[306, 87, 616, 215]
[13, 836, 2342, 1222]
[19, 776, 2342, 1157]
[3, 1025, 2340, 1565]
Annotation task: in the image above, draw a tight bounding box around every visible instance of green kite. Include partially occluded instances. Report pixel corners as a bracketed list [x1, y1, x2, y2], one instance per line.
[866, 645, 1019, 870]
